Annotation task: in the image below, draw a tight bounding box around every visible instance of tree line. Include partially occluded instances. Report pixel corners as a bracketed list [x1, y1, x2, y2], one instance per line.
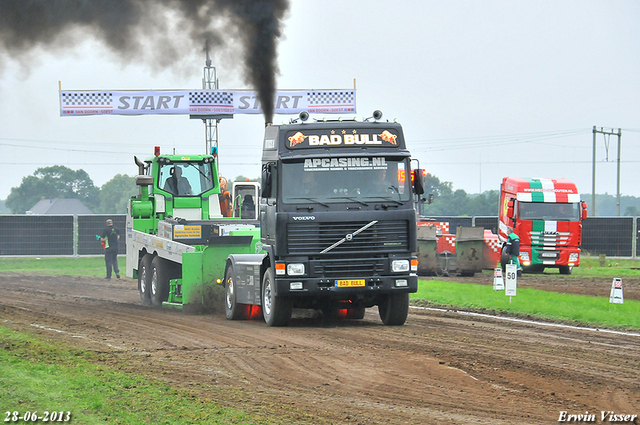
[4, 166, 137, 214]
[2, 166, 640, 216]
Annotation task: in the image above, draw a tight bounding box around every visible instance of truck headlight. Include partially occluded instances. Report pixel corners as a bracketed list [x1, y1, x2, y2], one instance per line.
[519, 252, 529, 261]
[569, 252, 579, 263]
[392, 260, 410, 273]
[287, 263, 305, 276]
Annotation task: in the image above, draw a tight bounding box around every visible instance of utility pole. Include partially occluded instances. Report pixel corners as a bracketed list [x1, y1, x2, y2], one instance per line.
[592, 126, 622, 216]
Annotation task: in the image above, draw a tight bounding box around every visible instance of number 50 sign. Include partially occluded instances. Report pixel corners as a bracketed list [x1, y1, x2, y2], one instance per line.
[505, 264, 517, 297]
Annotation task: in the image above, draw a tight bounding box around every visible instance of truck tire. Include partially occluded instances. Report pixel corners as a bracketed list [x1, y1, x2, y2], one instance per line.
[150, 256, 170, 307]
[378, 293, 410, 326]
[261, 268, 292, 327]
[559, 265, 573, 275]
[500, 245, 509, 272]
[138, 254, 152, 306]
[224, 265, 246, 320]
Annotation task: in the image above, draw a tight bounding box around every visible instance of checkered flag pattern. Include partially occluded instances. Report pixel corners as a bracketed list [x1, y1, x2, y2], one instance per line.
[307, 90, 355, 106]
[444, 235, 456, 248]
[485, 238, 502, 253]
[61, 92, 112, 107]
[437, 222, 450, 234]
[190, 91, 233, 106]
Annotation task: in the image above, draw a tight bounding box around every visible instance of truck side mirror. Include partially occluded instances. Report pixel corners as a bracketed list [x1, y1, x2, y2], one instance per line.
[261, 164, 272, 198]
[506, 199, 515, 219]
[581, 201, 588, 220]
[413, 169, 425, 195]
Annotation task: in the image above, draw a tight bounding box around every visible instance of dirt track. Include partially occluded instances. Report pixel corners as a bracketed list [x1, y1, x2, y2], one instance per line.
[1, 274, 639, 424]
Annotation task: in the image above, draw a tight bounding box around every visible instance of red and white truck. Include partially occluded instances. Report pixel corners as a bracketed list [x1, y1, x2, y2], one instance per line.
[498, 177, 588, 274]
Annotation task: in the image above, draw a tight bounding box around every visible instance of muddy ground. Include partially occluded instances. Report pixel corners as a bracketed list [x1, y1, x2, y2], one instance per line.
[0, 273, 638, 424]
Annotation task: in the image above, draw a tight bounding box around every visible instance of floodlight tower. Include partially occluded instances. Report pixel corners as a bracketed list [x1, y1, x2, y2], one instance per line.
[202, 48, 219, 155]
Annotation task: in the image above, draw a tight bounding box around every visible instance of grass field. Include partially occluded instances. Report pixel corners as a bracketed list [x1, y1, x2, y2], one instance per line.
[0, 327, 274, 425]
[412, 280, 640, 330]
[0, 256, 119, 277]
[573, 256, 640, 278]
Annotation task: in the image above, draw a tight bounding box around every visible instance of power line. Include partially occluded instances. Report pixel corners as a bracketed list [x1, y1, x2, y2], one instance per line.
[408, 129, 591, 151]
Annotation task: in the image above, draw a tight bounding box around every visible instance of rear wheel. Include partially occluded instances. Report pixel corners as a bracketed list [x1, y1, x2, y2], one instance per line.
[261, 268, 292, 327]
[150, 256, 170, 307]
[225, 265, 246, 320]
[138, 254, 152, 306]
[378, 293, 410, 326]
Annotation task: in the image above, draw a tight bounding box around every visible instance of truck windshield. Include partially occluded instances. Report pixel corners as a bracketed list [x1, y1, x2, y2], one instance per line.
[518, 202, 580, 221]
[281, 157, 411, 204]
[159, 162, 215, 196]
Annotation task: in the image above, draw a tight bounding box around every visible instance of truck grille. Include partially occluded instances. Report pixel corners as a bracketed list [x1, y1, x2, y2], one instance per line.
[529, 231, 571, 247]
[287, 220, 409, 255]
[312, 257, 386, 278]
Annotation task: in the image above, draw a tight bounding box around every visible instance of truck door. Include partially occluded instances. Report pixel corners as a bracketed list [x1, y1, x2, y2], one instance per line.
[233, 183, 260, 219]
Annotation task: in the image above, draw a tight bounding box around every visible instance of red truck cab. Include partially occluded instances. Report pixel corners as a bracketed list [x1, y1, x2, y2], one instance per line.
[499, 177, 587, 274]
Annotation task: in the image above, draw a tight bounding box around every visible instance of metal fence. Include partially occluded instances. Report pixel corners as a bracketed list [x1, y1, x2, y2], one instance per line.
[0, 215, 127, 256]
[422, 216, 639, 259]
[0, 214, 638, 258]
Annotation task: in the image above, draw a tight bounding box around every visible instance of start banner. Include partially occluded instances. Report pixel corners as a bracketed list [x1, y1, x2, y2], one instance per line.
[59, 89, 356, 116]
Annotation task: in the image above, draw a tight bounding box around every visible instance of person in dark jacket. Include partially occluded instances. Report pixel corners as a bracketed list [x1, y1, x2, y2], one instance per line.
[100, 218, 120, 280]
[506, 228, 522, 276]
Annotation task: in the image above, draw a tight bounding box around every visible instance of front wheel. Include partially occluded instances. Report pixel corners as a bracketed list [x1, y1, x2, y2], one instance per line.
[225, 266, 246, 320]
[378, 293, 410, 326]
[261, 268, 292, 327]
[559, 265, 573, 275]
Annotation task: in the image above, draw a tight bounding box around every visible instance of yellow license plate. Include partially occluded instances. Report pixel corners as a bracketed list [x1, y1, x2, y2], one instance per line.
[335, 279, 366, 288]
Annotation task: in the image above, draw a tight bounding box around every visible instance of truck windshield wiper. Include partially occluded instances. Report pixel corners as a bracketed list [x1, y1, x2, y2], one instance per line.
[364, 196, 403, 206]
[327, 196, 369, 206]
[287, 196, 329, 207]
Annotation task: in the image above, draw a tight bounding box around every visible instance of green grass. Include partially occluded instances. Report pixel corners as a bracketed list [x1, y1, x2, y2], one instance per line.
[0, 326, 272, 425]
[0, 256, 116, 277]
[573, 256, 640, 278]
[413, 279, 640, 330]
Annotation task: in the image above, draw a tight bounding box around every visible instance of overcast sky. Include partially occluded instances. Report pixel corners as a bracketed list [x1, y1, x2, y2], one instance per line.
[1, 0, 639, 201]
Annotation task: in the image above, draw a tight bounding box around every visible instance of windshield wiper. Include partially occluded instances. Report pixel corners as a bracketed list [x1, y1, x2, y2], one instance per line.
[327, 196, 369, 206]
[364, 196, 403, 206]
[185, 162, 212, 182]
[287, 196, 329, 207]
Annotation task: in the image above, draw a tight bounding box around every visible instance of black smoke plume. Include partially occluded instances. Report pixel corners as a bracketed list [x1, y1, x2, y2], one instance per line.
[0, 0, 289, 123]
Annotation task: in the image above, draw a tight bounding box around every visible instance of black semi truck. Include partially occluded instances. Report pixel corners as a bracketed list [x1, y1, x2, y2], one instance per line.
[224, 111, 423, 326]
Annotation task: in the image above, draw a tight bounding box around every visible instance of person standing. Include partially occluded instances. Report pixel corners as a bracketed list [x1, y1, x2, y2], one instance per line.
[100, 218, 120, 280]
[506, 228, 522, 277]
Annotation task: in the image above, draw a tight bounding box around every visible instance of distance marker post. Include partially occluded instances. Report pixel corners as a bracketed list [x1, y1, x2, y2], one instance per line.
[505, 263, 517, 303]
